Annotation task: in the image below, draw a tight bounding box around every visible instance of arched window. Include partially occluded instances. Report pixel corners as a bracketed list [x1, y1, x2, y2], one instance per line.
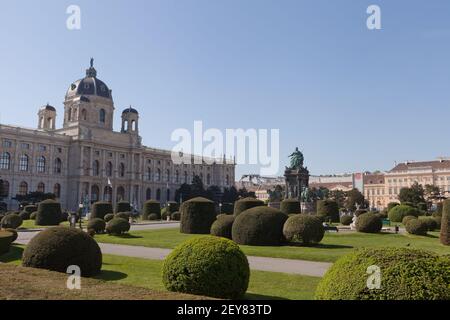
[166, 189, 171, 201]
[68, 109, 72, 121]
[207, 173, 211, 185]
[175, 170, 179, 183]
[93, 160, 100, 176]
[146, 167, 152, 181]
[91, 185, 99, 202]
[0, 152, 10, 170]
[19, 181, 28, 195]
[36, 156, 46, 173]
[54, 158, 62, 174]
[37, 182, 45, 193]
[131, 120, 136, 131]
[104, 186, 112, 202]
[81, 109, 87, 121]
[117, 186, 125, 201]
[166, 169, 170, 182]
[184, 171, 188, 183]
[119, 163, 125, 177]
[146, 188, 151, 200]
[106, 162, 113, 177]
[99, 109, 106, 123]
[0, 180, 9, 197]
[19, 155, 29, 171]
[156, 188, 161, 201]
[53, 183, 61, 198]
[156, 168, 161, 181]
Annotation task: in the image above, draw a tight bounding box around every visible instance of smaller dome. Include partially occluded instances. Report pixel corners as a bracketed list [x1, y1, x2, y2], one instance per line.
[41, 104, 56, 112]
[122, 106, 139, 114]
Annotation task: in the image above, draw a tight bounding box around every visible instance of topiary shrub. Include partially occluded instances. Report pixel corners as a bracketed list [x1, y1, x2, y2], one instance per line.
[405, 219, 428, 236]
[417, 202, 428, 211]
[232, 206, 288, 246]
[422, 218, 438, 231]
[440, 199, 450, 245]
[167, 201, 179, 213]
[171, 212, 181, 221]
[180, 197, 216, 234]
[354, 209, 368, 217]
[115, 201, 131, 213]
[316, 200, 339, 222]
[3, 228, 18, 242]
[210, 215, 235, 239]
[283, 214, 324, 245]
[30, 211, 37, 220]
[87, 218, 106, 234]
[388, 205, 420, 223]
[142, 200, 161, 220]
[0, 230, 14, 255]
[148, 213, 159, 221]
[1, 213, 23, 229]
[280, 199, 301, 215]
[104, 213, 115, 222]
[340, 215, 353, 226]
[387, 202, 399, 211]
[115, 212, 131, 221]
[162, 236, 250, 299]
[434, 216, 442, 230]
[90, 202, 113, 220]
[315, 248, 450, 300]
[106, 218, 130, 236]
[36, 199, 62, 226]
[435, 202, 443, 217]
[402, 215, 417, 225]
[233, 197, 264, 216]
[220, 203, 234, 214]
[355, 213, 382, 233]
[22, 227, 102, 276]
[20, 205, 38, 220]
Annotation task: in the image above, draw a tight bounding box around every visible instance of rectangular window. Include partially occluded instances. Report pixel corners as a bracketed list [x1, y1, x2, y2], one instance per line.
[2, 140, 12, 148]
[39, 145, 47, 152]
[21, 143, 30, 149]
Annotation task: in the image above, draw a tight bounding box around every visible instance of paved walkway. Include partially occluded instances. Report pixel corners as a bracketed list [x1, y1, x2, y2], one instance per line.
[15, 227, 331, 277]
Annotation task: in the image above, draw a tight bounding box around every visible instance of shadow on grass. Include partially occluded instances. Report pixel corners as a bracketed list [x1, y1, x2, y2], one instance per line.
[244, 293, 288, 300]
[0, 245, 24, 263]
[95, 270, 129, 281]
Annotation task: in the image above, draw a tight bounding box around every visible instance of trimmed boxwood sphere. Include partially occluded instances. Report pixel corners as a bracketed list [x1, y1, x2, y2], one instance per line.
[22, 227, 102, 277]
[233, 197, 264, 216]
[115, 212, 131, 220]
[87, 218, 106, 234]
[142, 200, 161, 220]
[423, 217, 438, 231]
[91, 202, 113, 220]
[316, 200, 339, 222]
[148, 213, 159, 221]
[3, 228, 18, 242]
[315, 248, 450, 300]
[232, 206, 288, 246]
[171, 212, 180, 221]
[283, 214, 324, 245]
[20, 205, 38, 220]
[104, 213, 115, 222]
[405, 219, 428, 236]
[30, 211, 37, 220]
[106, 218, 130, 235]
[210, 215, 235, 239]
[162, 236, 250, 299]
[388, 205, 420, 223]
[402, 215, 417, 225]
[340, 215, 353, 226]
[0, 230, 14, 255]
[355, 213, 382, 233]
[115, 201, 131, 213]
[36, 199, 62, 226]
[180, 197, 216, 234]
[280, 199, 301, 215]
[1, 213, 23, 229]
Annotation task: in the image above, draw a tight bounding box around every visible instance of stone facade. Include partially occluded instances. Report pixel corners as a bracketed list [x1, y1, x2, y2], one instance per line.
[0, 62, 235, 211]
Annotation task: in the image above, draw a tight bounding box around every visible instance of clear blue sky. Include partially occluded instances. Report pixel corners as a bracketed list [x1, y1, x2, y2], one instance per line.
[1, 0, 450, 179]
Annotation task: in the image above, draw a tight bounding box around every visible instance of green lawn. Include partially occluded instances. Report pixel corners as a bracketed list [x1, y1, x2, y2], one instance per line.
[94, 228, 450, 262]
[2, 245, 319, 300]
[20, 220, 87, 229]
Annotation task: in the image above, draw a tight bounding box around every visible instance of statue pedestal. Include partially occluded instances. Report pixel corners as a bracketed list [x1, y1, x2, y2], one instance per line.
[284, 167, 309, 199]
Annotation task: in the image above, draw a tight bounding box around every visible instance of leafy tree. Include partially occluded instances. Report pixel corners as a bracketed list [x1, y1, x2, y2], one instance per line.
[424, 184, 442, 201]
[238, 187, 256, 199]
[398, 182, 425, 206]
[326, 189, 346, 208]
[345, 188, 365, 210]
[13, 192, 56, 205]
[222, 186, 239, 203]
[268, 185, 284, 202]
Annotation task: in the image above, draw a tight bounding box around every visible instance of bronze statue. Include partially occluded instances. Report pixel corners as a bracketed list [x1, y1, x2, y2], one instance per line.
[288, 147, 304, 169]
